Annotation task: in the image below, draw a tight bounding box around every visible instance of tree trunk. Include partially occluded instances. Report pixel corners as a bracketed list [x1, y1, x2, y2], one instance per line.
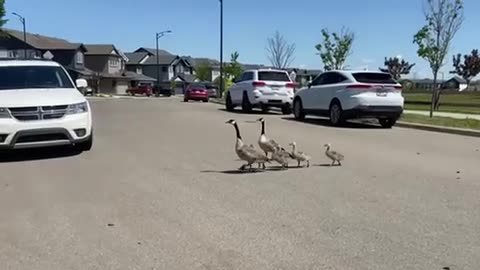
[430, 73, 437, 118]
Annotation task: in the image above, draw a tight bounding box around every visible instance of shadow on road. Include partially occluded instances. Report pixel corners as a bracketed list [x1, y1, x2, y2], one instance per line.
[217, 108, 281, 115]
[0, 147, 82, 163]
[313, 163, 340, 167]
[200, 169, 267, 174]
[281, 117, 382, 129]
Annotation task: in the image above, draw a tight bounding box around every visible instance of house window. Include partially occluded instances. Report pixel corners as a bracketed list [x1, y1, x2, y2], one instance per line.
[76, 52, 84, 64]
[162, 66, 168, 72]
[109, 58, 120, 67]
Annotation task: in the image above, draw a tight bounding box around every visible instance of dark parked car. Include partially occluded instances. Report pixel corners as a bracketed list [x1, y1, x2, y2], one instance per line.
[126, 85, 153, 96]
[205, 83, 219, 98]
[153, 85, 173, 97]
[184, 83, 209, 102]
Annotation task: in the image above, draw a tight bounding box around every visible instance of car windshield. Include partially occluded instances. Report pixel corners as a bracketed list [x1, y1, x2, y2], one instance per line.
[0, 65, 75, 90]
[258, 71, 291, 82]
[352, 72, 397, 84]
[190, 84, 206, 89]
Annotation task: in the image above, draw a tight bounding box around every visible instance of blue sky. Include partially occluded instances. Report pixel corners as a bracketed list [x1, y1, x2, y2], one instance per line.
[4, 0, 480, 79]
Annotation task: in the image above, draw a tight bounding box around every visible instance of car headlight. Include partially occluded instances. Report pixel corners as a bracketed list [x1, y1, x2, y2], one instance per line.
[66, 102, 88, 114]
[0, 108, 11, 119]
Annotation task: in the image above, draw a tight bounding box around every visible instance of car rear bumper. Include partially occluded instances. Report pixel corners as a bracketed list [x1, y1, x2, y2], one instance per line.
[253, 95, 293, 107]
[186, 94, 209, 100]
[343, 105, 403, 119]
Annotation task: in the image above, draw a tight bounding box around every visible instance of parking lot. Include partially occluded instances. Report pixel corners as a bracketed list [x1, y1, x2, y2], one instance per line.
[1, 97, 480, 270]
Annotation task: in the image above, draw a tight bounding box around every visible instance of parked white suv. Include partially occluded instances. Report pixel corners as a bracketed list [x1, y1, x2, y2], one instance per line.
[225, 69, 296, 114]
[0, 60, 93, 151]
[292, 70, 404, 128]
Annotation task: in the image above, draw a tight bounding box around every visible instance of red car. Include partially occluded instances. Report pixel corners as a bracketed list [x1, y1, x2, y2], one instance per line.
[126, 85, 153, 97]
[184, 83, 209, 102]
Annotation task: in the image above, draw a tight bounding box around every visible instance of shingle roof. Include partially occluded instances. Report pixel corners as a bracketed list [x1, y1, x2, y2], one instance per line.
[84, 44, 116, 55]
[140, 54, 178, 65]
[125, 52, 149, 64]
[134, 47, 173, 56]
[5, 28, 82, 50]
[450, 76, 467, 84]
[174, 73, 197, 83]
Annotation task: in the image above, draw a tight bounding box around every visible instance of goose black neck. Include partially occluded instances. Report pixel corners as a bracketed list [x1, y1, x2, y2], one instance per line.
[233, 123, 242, 140]
[261, 121, 265, 135]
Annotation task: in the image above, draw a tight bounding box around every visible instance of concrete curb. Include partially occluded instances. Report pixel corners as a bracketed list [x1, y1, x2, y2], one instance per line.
[396, 121, 480, 138]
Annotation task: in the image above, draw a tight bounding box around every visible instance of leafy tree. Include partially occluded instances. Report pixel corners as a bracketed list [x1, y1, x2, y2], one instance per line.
[379, 57, 415, 80]
[266, 31, 295, 69]
[315, 27, 354, 71]
[224, 51, 243, 81]
[413, 0, 464, 116]
[451, 49, 480, 86]
[0, 0, 7, 35]
[195, 63, 212, 82]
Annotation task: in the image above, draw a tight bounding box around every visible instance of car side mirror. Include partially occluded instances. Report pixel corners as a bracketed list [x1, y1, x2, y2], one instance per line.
[76, 78, 88, 88]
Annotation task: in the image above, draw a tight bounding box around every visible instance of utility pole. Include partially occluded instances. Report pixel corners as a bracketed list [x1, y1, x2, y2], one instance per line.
[219, 0, 224, 98]
[12, 12, 27, 59]
[155, 30, 172, 88]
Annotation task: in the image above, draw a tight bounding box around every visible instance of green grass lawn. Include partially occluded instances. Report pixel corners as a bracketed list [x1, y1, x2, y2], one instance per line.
[401, 113, 480, 130]
[403, 92, 480, 114]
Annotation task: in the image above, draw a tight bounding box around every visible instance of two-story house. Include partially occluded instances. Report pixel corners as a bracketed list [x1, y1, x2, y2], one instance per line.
[83, 44, 156, 95]
[125, 47, 194, 88]
[0, 28, 94, 80]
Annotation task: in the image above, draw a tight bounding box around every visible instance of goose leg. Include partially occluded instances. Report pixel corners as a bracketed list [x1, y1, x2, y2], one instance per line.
[331, 160, 335, 166]
[338, 160, 342, 166]
[307, 160, 310, 168]
[239, 164, 246, 170]
[297, 160, 301, 167]
[262, 163, 266, 169]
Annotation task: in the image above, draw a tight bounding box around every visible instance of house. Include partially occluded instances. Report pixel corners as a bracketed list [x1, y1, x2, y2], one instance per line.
[125, 48, 194, 88]
[410, 79, 444, 90]
[442, 76, 468, 92]
[84, 44, 155, 95]
[0, 28, 94, 80]
[171, 73, 201, 95]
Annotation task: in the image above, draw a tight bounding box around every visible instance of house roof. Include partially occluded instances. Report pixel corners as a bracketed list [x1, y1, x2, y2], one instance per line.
[4, 28, 83, 50]
[125, 52, 150, 64]
[134, 47, 173, 55]
[139, 55, 178, 65]
[84, 44, 116, 55]
[449, 76, 467, 84]
[173, 73, 197, 83]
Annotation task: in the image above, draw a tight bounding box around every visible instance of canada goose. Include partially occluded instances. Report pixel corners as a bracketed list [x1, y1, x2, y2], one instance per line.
[324, 143, 344, 166]
[289, 142, 311, 167]
[225, 119, 269, 170]
[256, 118, 280, 157]
[271, 146, 293, 169]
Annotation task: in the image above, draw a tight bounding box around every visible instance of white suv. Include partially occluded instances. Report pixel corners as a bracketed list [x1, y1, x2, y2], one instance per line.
[225, 69, 296, 114]
[0, 60, 93, 151]
[293, 70, 404, 128]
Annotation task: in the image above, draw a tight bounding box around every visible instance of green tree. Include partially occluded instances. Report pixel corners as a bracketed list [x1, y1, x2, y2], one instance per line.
[379, 57, 415, 80]
[0, 0, 7, 32]
[195, 63, 212, 82]
[224, 51, 243, 81]
[451, 49, 480, 86]
[413, 0, 464, 116]
[315, 27, 354, 71]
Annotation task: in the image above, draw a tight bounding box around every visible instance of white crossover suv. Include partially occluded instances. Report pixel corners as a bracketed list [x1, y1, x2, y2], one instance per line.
[225, 69, 297, 114]
[293, 70, 404, 128]
[0, 60, 93, 151]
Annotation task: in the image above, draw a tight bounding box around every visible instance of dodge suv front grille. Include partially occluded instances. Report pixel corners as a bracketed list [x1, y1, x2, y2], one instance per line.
[8, 105, 68, 121]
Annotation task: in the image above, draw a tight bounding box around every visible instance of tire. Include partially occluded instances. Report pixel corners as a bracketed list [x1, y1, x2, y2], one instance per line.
[329, 101, 345, 126]
[75, 134, 93, 152]
[130, 92, 135, 96]
[293, 98, 306, 120]
[241, 92, 252, 113]
[225, 93, 235, 111]
[203, 99, 209, 103]
[184, 98, 189, 102]
[379, 118, 397, 128]
[261, 105, 269, 113]
[281, 104, 292, 115]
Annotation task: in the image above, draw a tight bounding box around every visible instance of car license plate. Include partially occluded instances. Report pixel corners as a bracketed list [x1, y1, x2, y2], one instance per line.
[376, 88, 387, 97]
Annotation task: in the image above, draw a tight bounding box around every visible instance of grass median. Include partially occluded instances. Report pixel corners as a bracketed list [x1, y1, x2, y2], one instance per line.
[403, 92, 480, 114]
[400, 113, 480, 130]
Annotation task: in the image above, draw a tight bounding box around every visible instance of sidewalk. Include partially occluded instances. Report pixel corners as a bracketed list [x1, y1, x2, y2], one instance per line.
[404, 110, 480, 120]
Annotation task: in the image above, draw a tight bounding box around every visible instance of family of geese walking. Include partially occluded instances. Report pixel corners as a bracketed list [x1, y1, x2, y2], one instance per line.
[225, 118, 344, 171]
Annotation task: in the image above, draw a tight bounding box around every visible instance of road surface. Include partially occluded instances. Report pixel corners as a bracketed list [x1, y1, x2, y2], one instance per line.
[1, 98, 479, 270]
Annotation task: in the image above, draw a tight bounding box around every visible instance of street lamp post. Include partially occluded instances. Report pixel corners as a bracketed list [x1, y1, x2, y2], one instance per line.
[219, 0, 224, 98]
[155, 30, 172, 88]
[12, 12, 27, 59]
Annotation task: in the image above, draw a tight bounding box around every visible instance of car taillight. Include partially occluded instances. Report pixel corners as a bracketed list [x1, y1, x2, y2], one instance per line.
[394, 86, 403, 90]
[252, 81, 266, 87]
[286, 82, 298, 88]
[346, 84, 373, 90]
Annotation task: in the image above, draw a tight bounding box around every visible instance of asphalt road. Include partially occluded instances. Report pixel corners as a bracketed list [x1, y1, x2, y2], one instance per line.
[1, 97, 479, 270]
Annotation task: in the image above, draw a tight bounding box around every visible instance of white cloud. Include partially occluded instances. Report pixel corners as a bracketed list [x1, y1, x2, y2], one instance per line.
[396, 55, 403, 59]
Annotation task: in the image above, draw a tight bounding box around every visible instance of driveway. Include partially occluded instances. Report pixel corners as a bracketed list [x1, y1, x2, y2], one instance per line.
[1, 98, 479, 270]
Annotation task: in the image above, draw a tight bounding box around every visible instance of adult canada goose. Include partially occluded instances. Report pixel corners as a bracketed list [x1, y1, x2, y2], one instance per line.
[256, 118, 280, 157]
[271, 146, 293, 169]
[225, 119, 269, 170]
[324, 143, 344, 166]
[289, 142, 311, 168]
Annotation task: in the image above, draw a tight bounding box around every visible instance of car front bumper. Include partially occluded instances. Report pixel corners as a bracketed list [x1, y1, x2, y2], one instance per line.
[0, 113, 92, 150]
[343, 105, 404, 119]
